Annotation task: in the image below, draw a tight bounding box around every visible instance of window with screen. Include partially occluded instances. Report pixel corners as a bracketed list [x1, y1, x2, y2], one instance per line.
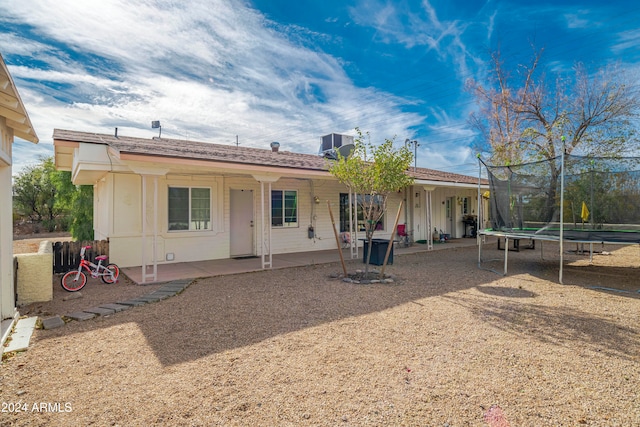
[272, 190, 298, 227]
[168, 187, 211, 231]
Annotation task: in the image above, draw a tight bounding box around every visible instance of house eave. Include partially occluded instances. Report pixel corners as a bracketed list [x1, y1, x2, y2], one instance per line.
[414, 178, 489, 190]
[118, 152, 335, 179]
[0, 55, 38, 144]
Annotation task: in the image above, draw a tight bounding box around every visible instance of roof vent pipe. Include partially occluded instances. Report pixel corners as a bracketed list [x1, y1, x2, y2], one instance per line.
[114, 127, 118, 137]
[270, 141, 280, 152]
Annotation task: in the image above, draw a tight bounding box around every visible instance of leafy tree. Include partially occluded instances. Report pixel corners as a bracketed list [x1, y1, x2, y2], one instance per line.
[13, 157, 61, 231]
[328, 129, 414, 274]
[13, 156, 93, 238]
[69, 185, 94, 241]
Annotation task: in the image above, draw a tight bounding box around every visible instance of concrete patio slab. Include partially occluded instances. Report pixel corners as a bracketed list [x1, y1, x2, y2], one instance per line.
[120, 241, 481, 285]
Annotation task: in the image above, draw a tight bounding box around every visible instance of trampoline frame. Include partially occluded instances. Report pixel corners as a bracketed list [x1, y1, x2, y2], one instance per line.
[476, 145, 640, 284]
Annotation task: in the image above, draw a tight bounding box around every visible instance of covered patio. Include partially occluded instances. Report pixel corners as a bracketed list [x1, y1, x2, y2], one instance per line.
[121, 238, 481, 284]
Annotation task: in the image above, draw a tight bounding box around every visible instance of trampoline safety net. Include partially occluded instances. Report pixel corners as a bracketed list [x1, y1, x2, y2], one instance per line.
[481, 155, 640, 243]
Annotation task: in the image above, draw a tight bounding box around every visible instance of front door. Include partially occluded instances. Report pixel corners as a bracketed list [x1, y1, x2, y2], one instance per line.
[230, 189, 254, 257]
[448, 196, 457, 237]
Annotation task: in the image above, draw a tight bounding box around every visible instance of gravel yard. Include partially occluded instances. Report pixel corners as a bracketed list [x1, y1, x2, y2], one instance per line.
[1, 241, 639, 426]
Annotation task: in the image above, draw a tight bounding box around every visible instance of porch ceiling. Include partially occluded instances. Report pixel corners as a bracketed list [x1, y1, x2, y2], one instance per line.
[54, 143, 74, 171]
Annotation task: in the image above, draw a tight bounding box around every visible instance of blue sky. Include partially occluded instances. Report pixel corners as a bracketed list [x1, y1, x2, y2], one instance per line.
[1, 0, 639, 175]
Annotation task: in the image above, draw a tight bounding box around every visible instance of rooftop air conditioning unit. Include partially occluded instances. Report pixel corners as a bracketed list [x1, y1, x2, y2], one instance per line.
[320, 133, 355, 159]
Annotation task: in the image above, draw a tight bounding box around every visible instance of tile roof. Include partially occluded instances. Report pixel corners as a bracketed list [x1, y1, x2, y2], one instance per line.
[53, 128, 481, 184]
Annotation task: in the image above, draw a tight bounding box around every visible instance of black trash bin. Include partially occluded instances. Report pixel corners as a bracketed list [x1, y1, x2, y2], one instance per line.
[362, 238, 393, 265]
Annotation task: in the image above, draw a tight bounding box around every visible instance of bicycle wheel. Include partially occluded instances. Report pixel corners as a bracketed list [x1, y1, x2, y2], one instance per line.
[61, 271, 87, 292]
[101, 264, 120, 284]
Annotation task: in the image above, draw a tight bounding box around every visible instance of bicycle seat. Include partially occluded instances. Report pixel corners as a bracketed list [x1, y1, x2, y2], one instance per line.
[95, 255, 107, 261]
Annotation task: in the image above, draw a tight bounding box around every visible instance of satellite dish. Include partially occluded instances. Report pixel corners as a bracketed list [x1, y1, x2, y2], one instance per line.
[337, 143, 355, 158]
[322, 149, 337, 160]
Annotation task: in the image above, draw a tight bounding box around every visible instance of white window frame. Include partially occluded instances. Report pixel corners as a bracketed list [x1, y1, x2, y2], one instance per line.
[271, 189, 298, 228]
[168, 186, 212, 232]
[462, 196, 471, 215]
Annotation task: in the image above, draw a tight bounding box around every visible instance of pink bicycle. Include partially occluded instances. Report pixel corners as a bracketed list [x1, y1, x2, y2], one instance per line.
[61, 246, 120, 292]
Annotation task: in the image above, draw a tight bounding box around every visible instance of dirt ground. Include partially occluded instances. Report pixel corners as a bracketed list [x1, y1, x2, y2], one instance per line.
[1, 241, 639, 426]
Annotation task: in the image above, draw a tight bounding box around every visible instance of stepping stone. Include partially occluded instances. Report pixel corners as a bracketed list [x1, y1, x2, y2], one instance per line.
[99, 303, 131, 312]
[41, 316, 65, 330]
[147, 291, 177, 298]
[159, 284, 188, 292]
[116, 300, 148, 307]
[3, 317, 38, 353]
[83, 307, 115, 316]
[66, 312, 96, 321]
[136, 295, 164, 302]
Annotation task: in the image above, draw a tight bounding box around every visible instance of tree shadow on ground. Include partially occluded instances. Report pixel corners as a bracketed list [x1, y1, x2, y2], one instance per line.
[37, 247, 500, 366]
[444, 291, 640, 361]
[35, 244, 640, 367]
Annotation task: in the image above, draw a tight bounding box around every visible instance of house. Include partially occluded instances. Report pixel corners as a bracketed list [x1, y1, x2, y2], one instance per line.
[54, 129, 486, 282]
[1, 54, 39, 344]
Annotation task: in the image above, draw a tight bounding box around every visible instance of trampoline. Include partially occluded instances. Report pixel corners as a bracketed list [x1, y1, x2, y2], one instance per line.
[476, 151, 640, 283]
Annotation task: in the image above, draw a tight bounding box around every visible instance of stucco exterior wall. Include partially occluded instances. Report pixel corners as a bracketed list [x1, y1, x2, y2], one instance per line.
[102, 171, 407, 268]
[16, 241, 53, 306]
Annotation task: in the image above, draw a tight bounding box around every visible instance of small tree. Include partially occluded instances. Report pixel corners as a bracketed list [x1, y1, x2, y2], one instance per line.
[328, 129, 414, 275]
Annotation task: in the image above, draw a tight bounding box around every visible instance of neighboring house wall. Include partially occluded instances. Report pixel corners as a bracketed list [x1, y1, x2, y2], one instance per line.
[0, 118, 14, 320]
[1, 55, 38, 343]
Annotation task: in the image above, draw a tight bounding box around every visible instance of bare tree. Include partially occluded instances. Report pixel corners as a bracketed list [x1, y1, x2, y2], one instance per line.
[467, 48, 640, 221]
[467, 47, 640, 165]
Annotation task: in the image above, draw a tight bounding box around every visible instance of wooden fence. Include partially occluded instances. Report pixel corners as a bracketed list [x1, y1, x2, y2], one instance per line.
[52, 240, 109, 274]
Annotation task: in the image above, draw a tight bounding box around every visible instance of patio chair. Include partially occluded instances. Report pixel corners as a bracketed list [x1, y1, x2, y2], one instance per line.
[395, 224, 410, 247]
[340, 231, 351, 248]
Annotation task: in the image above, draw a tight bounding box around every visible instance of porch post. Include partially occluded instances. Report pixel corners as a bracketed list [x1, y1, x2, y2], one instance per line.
[425, 189, 433, 250]
[252, 174, 280, 269]
[349, 190, 357, 259]
[141, 175, 147, 282]
[421, 186, 435, 251]
[141, 174, 159, 283]
[260, 181, 273, 269]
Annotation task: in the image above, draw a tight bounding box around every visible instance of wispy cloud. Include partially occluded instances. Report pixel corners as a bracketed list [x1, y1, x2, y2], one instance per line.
[612, 28, 640, 55]
[348, 0, 473, 77]
[564, 10, 596, 29]
[2, 0, 425, 172]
